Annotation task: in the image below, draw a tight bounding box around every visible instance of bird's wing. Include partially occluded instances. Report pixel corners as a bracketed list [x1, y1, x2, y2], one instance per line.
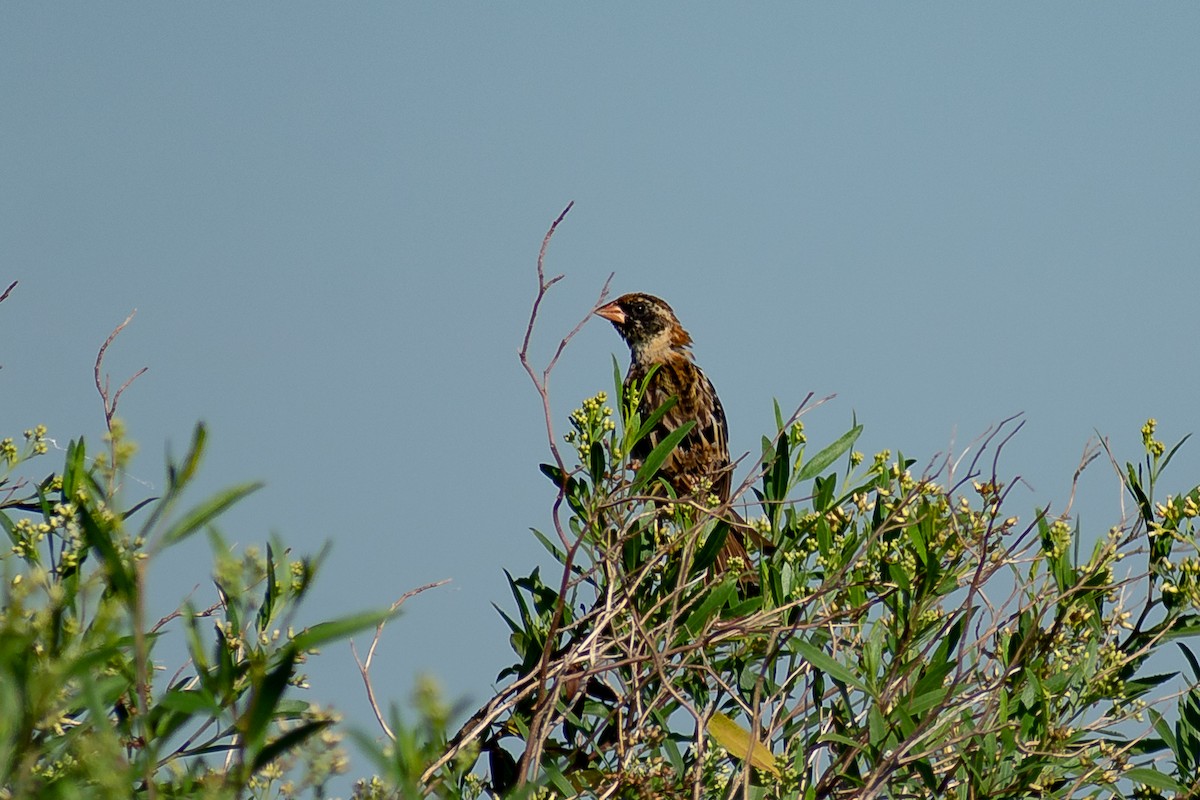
[630, 358, 733, 503]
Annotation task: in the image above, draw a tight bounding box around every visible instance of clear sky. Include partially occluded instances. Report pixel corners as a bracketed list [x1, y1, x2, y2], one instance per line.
[3, 3, 1198, 788]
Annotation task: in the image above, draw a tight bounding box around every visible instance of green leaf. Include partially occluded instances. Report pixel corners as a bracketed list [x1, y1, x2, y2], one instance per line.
[241, 649, 297, 756]
[708, 712, 779, 776]
[588, 441, 605, 484]
[631, 421, 695, 493]
[633, 395, 678, 444]
[684, 578, 736, 636]
[765, 434, 789, 511]
[169, 422, 208, 490]
[290, 607, 396, 652]
[1160, 433, 1193, 472]
[0, 512, 17, 549]
[1124, 767, 1184, 791]
[539, 463, 580, 496]
[530, 527, 566, 563]
[62, 437, 87, 498]
[1180, 642, 1200, 682]
[77, 500, 136, 599]
[543, 762, 576, 795]
[1125, 672, 1179, 701]
[257, 542, 279, 633]
[816, 731, 863, 751]
[794, 640, 866, 691]
[1125, 463, 1155, 526]
[693, 520, 730, 573]
[1147, 708, 1177, 756]
[157, 482, 263, 550]
[156, 687, 222, 716]
[797, 425, 862, 481]
[251, 719, 334, 773]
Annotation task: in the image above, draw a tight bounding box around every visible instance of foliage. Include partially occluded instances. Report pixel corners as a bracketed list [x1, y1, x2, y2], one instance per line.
[425, 384, 1200, 798]
[0, 418, 394, 799]
[379, 208, 1200, 798]
[8, 233, 1200, 800]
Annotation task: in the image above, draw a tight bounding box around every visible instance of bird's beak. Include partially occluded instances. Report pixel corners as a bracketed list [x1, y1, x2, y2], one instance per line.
[594, 301, 626, 324]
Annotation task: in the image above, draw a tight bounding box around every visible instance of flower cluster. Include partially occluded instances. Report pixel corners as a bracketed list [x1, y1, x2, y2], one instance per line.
[563, 391, 617, 464]
[1142, 417, 1165, 458]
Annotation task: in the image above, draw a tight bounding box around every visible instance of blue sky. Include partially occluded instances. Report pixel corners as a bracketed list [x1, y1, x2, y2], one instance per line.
[3, 3, 1199, 787]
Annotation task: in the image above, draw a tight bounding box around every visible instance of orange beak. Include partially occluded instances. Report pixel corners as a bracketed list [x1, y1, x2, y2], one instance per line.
[594, 301, 626, 324]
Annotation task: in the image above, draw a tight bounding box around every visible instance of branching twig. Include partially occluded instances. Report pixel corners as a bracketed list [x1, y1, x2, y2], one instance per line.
[351, 579, 451, 739]
[513, 203, 620, 785]
[95, 310, 148, 434]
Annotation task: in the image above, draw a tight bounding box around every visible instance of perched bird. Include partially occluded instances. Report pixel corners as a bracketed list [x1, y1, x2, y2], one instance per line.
[595, 292, 755, 571]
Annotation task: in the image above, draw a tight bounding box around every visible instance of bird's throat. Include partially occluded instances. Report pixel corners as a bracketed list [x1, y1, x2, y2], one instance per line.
[632, 330, 691, 367]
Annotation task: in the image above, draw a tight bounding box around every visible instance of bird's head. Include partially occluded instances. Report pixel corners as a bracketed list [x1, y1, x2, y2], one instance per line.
[595, 293, 693, 364]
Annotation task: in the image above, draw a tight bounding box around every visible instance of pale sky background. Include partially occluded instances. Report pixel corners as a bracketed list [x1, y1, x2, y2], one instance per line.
[3, 3, 1199, 790]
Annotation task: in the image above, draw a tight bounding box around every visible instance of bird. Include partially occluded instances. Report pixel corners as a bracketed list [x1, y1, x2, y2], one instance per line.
[594, 292, 757, 573]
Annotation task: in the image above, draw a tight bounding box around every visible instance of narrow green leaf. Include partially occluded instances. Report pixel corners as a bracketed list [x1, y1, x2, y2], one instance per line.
[684, 578, 735, 636]
[241, 649, 297, 755]
[258, 543, 278, 633]
[816, 731, 863, 751]
[158, 482, 263, 549]
[908, 514, 929, 564]
[173, 422, 208, 488]
[77, 501, 136, 598]
[794, 641, 865, 691]
[530, 527, 566, 562]
[62, 438, 86, 498]
[1125, 767, 1184, 791]
[542, 762, 576, 795]
[157, 688, 222, 716]
[491, 602, 522, 636]
[768, 435, 789, 506]
[798, 425, 863, 482]
[693, 520, 730, 573]
[633, 395, 678, 444]
[1180, 643, 1200, 682]
[251, 719, 333, 772]
[1125, 672, 1179, 701]
[1126, 464, 1154, 526]
[290, 607, 396, 652]
[1147, 708, 1177, 755]
[1160, 433, 1193, 472]
[589, 441, 605, 484]
[903, 686, 950, 716]
[632, 421, 694, 493]
[0, 512, 15, 548]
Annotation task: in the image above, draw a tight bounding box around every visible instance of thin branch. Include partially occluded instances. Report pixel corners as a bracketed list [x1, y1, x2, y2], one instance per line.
[351, 579, 451, 740]
[94, 309, 149, 432]
[512, 203, 618, 785]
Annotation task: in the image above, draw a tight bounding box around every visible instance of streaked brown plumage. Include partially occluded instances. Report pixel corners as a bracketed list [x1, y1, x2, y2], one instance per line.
[595, 292, 752, 571]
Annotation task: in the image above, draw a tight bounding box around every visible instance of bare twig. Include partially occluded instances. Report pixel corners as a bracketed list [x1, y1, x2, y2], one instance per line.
[517, 201, 613, 549]
[513, 203, 621, 785]
[95, 310, 149, 433]
[0, 281, 15, 370]
[351, 579, 451, 739]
